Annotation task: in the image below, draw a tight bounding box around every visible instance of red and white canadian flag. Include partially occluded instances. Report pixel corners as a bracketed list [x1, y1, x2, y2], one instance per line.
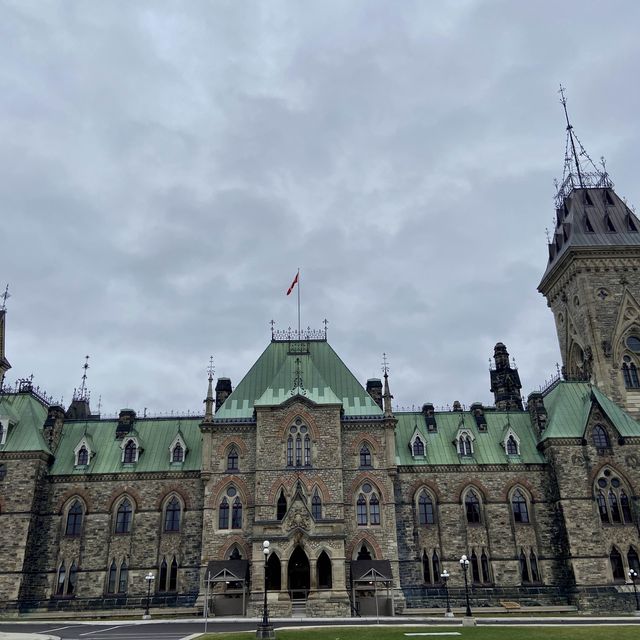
[286, 271, 299, 296]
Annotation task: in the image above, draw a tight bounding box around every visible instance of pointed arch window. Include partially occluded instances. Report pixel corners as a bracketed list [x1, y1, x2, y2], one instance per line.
[417, 490, 435, 525]
[595, 471, 634, 525]
[169, 557, 178, 591]
[592, 425, 611, 451]
[317, 551, 332, 589]
[65, 500, 84, 536]
[229, 547, 242, 560]
[266, 553, 281, 590]
[218, 486, 242, 530]
[465, 490, 481, 524]
[231, 497, 242, 529]
[312, 489, 322, 520]
[123, 439, 137, 464]
[506, 435, 519, 455]
[277, 491, 287, 521]
[287, 436, 294, 467]
[369, 493, 380, 525]
[115, 499, 133, 534]
[172, 442, 184, 463]
[356, 482, 382, 526]
[457, 431, 474, 456]
[77, 446, 89, 466]
[610, 547, 625, 581]
[218, 497, 229, 529]
[530, 550, 540, 583]
[432, 550, 440, 578]
[520, 547, 542, 584]
[481, 551, 490, 583]
[628, 547, 640, 575]
[622, 356, 640, 389]
[412, 435, 425, 457]
[422, 550, 432, 584]
[295, 434, 302, 466]
[227, 447, 238, 471]
[56, 562, 66, 595]
[164, 496, 181, 532]
[67, 562, 78, 596]
[107, 560, 117, 593]
[360, 445, 372, 468]
[357, 494, 367, 526]
[471, 551, 480, 583]
[304, 435, 311, 465]
[159, 558, 168, 592]
[520, 550, 530, 583]
[287, 421, 311, 467]
[511, 489, 530, 524]
[118, 560, 128, 593]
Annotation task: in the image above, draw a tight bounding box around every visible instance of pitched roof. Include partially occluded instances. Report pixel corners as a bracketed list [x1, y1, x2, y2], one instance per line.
[215, 339, 382, 420]
[540, 187, 640, 286]
[49, 417, 202, 475]
[541, 381, 640, 440]
[0, 392, 51, 454]
[395, 409, 544, 466]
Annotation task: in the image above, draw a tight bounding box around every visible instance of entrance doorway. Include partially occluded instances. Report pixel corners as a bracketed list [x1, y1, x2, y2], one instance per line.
[287, 546, 310, 599]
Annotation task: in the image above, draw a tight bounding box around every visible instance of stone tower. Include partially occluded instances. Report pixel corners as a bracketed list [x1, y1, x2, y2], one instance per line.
[489, 342, 523, 410]
[538, 91, 640, 417]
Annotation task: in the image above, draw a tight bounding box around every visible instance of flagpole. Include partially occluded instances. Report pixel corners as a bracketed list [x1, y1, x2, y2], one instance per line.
[297, 268, 301, 339]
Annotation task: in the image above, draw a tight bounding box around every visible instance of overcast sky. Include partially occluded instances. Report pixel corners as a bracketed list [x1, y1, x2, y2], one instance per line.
[2, 1, 640, 417]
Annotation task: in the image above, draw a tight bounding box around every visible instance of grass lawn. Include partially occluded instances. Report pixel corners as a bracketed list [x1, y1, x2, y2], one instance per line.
[200, 624, 640, 640]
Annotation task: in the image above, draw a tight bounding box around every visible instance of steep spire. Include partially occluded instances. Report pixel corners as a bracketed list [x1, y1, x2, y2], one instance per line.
[0, 285, 12, 388]
[66, 355, 92, 420]
[382, 353, 394, 418]
[203, 356, 215, 421]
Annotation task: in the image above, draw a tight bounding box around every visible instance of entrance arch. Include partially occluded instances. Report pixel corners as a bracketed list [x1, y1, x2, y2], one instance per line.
[287, 546, 310, 599]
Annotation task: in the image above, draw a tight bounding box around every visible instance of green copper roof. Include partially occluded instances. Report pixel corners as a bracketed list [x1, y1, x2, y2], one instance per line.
[215, 339, 383, 420]
[541, 381, 640, 440]
[0, 392, 51, 454]
[50, 417, 202, 475]
[395, 410, 545, 466]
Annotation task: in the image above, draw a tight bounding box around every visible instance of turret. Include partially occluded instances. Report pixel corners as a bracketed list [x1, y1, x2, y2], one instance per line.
[490, 343, 523, 411]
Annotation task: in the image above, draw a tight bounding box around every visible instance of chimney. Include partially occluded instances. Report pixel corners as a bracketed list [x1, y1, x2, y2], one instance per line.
[42, 404, 65, 452]
[215, 378, 232, 412]
[366, 379, 383, 410]
[116, 409, 136, 439]
[422, 403, 437, 432]
[527, 392, 548, 435]
[470, 402, 487, 432]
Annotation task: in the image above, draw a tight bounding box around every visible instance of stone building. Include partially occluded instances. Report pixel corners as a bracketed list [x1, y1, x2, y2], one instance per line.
[1, 114, 640, 616]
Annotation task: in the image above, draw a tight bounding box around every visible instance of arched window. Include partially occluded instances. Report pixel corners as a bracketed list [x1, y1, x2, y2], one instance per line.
[357, 494, 367, 526]
[511, 489, 529, 524]
[369, 493, 380, 525]
[356, 483, 381, 526]
[417, 490, 435, 525]
[312, 489, 322, 520]
[159, 558, 168, 591]
[622, 356, 640, 389]
[317, 551, 332, 589]
[506, 435, 519, 455]
[56, 562, 66, 595]
[595, 470, 633, 524]
[287, 421, 311, 467]
[412, 436, 425, 457]
[458, 434, 473, 456]
[481, 551, 490, 583]
[227, 447, 238, 471]
[123, 439, 137, 463]
[118, 560, 128, 593]
[65, 500, 84, 536]
[107, 560, 117, 593]
[530, 550, 540, 583]
[231, 497, 242, 529]
[592, 425, 610, 450]
[471, 550, 480, 583]
[266, 553, 281, 590]
[465, 490, 481, 524]
[67, 562, 78, 596]
[277, 491, 287, 521]
[422, 550, 431, 583]
[115, 499, 133, 534]
[432, 550, 440, 579]
[172, 442, 184, 463]
[229, 547, 242, 560]
[357, 543, 372, 560]
[77, 446, 89, 466]
[628, 547, 640, 574]
[610, 547, 625, 581]
[360, 445, 372, 467]
[164, 496, 181, 532]
[169, 557, 178, 591]
[520, 550, 530, 583]
[219, 497, 229, 529]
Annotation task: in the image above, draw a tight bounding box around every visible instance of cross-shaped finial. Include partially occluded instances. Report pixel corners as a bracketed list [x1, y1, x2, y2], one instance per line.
[207, 356, 215, 380]
[1, 284, 10, 311]
[323, 318, 328, 337]
[382, 352, 389, 376]
[269, 319, 275, 338]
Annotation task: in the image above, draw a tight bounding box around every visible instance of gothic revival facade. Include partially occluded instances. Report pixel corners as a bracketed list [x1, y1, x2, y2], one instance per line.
[1, 118, 640, 616]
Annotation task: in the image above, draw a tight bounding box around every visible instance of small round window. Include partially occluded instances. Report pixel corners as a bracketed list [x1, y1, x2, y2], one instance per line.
[626, 336, 640, 352]
[362, 482, 372, 494]
[227, 486, 237, 497]
[597, 478, 607, 488]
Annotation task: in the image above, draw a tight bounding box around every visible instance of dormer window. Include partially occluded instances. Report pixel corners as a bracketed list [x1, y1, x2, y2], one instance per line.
[584, 215, 594, 232]
[455, 429, 474, 456]
[605, 214, 616, 232]
[0, 417, 8, 446]
[77, 446, 89, 466]
[73, 437, 93, 467]
[584, 191, 594, 206]
[168, 433, 187, 465]
[503, 429, 521, 456]
[409, 428, 426, 458]
[121, 438, 140, 464]
[628, 215, 638, 232]
[604, 190, 615, 206]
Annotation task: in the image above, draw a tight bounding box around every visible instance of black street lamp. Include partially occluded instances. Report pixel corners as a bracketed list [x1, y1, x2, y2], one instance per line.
[629, 569, 640, 613]
[256, 540, 275, 639]
[143, 572, 155, 619]
[459, 555, 472, 618]
[440, 569, 453, 617]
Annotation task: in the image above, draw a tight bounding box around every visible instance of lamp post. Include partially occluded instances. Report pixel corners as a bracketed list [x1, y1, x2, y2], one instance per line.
[629, 569, 640, 613]
[459, 555, 472, 618]
[143, 572, 155, 619]
[256, 540, 275, 639]
[440, 569, 453, 617]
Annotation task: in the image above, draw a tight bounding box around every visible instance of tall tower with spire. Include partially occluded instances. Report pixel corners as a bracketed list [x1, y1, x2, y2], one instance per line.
[538, 87, 640, 415]
[0, 285, 11, 388]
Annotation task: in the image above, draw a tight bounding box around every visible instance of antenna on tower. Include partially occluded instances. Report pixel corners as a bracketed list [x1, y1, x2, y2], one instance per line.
[1, 284, 10, 311]
[559, 84, 583, 188]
